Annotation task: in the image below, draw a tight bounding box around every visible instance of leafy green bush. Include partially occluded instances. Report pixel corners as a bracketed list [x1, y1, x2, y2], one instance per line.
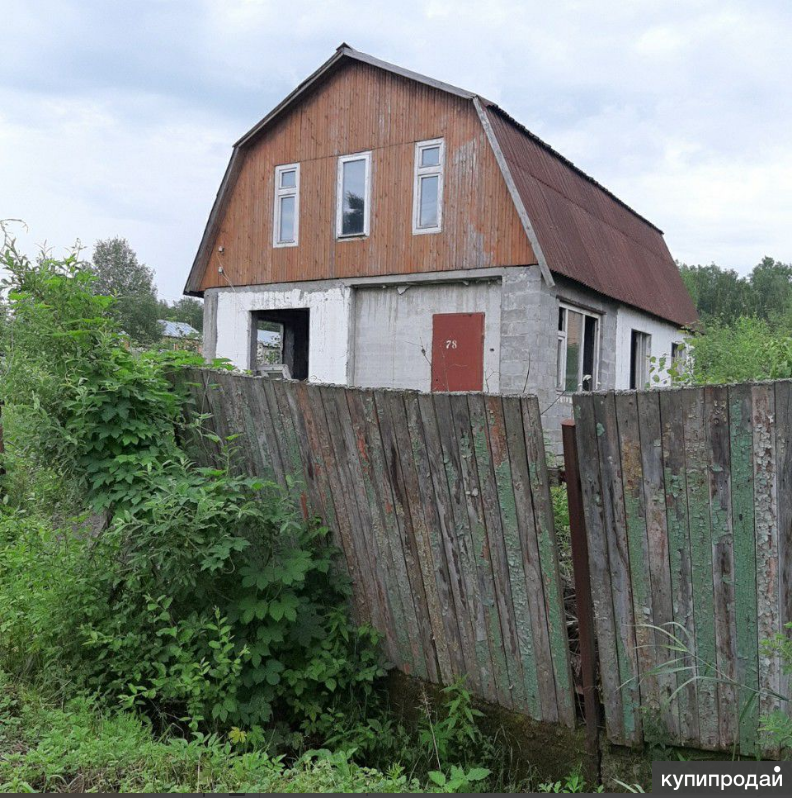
[0, 472, 384, 732]
[686, 317, 792, 385]
[0, 233, 384, 733]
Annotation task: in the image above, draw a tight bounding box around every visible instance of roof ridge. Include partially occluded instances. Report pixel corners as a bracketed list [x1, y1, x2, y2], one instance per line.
[484, 103, 663, 235]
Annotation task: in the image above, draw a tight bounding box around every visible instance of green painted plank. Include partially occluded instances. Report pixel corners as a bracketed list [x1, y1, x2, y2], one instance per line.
[293, 381, 337, 532]
[271, 380, 307, 502]
[636, 391, 681, 742]
[403, 390, 464, 684]
[467, 393, 528, 714]
[728, 384, 760, 756]
[502, 396, 559, 723]
[419, 393, 490, 696]
[703, 385, 738, 750]
[659, 389, 700, 746]
[681, 387, 719, 748]
[484, 395, 541, 719]
[522, 396, 575, 727]
[445, 393, 511, 707]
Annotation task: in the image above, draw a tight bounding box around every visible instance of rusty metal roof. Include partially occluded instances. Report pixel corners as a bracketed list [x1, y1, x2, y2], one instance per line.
[485, 104, 698, 327]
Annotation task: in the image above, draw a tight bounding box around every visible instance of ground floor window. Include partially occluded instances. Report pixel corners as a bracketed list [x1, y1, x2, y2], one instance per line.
[630, 329, 652, 389]
[251, 309, 310, 380]
[557, 304, 599, 393]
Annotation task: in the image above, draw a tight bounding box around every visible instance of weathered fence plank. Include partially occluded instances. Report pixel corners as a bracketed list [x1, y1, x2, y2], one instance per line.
[775, 380, 792, 714]
[574, 394, 624, 744]
[659, 389, 700, 746]
[575, 381, 791, 758]
[682, 386, 719, 749]
[522, 396, 575, 728]
[178, 369, 575, 729]
[703, 384, 738, 748]
[728, 384, 760, 756]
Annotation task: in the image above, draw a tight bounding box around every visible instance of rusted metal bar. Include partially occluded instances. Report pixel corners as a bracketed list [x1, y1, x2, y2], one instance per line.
[561, 418, 600, 782]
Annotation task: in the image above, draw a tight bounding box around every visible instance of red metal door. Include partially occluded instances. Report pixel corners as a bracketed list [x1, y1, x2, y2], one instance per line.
[431, 312, 485, 392]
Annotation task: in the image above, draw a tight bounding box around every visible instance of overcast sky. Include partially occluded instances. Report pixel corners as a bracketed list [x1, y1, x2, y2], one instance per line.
[2, 0, 791, 300]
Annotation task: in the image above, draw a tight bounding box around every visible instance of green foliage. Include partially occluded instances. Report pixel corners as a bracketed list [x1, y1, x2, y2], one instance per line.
[679, 256, 792, 326]
[418, 680, 488, 770]
[0, 675, 419, 794]
[427, 765, 491, 793]
[551, 483, 572, 584]
[760, 624, 792, 751]
[0, 457, 385, 735]
[679, 262, 756, 325]
[91, 237, 161, 345]
[0, 234, 384, 734]
[538, 771, 599, 794]
[0, 233, 200, 508]
[684, 317, 792, 384]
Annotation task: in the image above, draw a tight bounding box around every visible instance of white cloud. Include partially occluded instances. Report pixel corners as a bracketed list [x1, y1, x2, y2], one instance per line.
[1, 0, 790, 298]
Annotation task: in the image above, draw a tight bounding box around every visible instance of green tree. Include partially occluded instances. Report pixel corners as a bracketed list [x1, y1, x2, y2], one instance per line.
[158, 297, 203, 333]
[678, 261, 755, 323]
[91, 237, 161, 344]
[749, 256, 792, 322]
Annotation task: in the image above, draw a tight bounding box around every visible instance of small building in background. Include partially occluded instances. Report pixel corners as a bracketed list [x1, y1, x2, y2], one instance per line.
[158, 319, 201, 353]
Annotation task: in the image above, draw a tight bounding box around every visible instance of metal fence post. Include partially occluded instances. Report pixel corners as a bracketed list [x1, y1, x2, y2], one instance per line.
[562, 418, 600, 781]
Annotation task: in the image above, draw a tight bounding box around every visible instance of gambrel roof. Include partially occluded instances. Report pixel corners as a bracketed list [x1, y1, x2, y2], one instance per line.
[186, 45, 697, 328]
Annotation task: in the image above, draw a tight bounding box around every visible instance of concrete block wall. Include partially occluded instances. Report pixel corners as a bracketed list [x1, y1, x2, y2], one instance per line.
[202, 266, 682, 457]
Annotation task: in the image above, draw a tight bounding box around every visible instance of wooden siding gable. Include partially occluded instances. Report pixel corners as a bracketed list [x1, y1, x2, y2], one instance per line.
[184, 48, 538, 294]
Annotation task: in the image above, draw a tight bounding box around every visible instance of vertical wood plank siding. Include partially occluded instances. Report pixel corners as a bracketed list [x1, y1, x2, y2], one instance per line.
[574, 382, 792, 756]
[198, 62, 534, 291]
[178, 369, 574, 726]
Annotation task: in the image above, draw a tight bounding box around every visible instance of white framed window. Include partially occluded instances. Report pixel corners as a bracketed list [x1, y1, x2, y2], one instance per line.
[336, 152, 371, 238]
[557, 303, 600, 393]
[630, 330, 652, 389]
[273, 163, 299, 247]
[412, 138, 444, 234]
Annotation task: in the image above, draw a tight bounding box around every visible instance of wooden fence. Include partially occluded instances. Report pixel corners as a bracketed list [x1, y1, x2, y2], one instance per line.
[175, 369, 576, 728]
[573, 383, 792, 756]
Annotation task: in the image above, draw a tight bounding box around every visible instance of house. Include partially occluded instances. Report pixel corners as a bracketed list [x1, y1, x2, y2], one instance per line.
[158, 319, 201, 353]
[185, 44, 697, 445]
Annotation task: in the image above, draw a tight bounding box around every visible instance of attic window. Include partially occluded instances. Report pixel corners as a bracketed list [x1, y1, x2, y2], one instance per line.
[413, 138, 444, 234]
[273, 163, 299, 247]
[336, 152, 371, 238]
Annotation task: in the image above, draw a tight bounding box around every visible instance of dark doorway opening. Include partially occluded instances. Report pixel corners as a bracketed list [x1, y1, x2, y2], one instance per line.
[251, 308, 310, 380]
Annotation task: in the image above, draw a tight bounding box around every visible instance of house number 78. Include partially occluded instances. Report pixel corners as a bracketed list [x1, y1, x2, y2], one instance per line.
[445, 339, 457, 349]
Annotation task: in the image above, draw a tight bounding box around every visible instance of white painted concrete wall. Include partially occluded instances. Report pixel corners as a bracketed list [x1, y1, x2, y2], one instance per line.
[615, 305, 685, 388]
[352, 280, 502, 392]
[213, 285, 352, 383]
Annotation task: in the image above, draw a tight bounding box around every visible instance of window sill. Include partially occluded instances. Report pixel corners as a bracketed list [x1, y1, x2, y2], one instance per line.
[336, 234, 369, 242]
[412, 227, 442, 236]
[273, 241, 298, 249]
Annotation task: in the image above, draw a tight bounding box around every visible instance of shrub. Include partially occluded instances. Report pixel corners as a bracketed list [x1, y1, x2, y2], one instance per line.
[0, 232, 385, 733]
